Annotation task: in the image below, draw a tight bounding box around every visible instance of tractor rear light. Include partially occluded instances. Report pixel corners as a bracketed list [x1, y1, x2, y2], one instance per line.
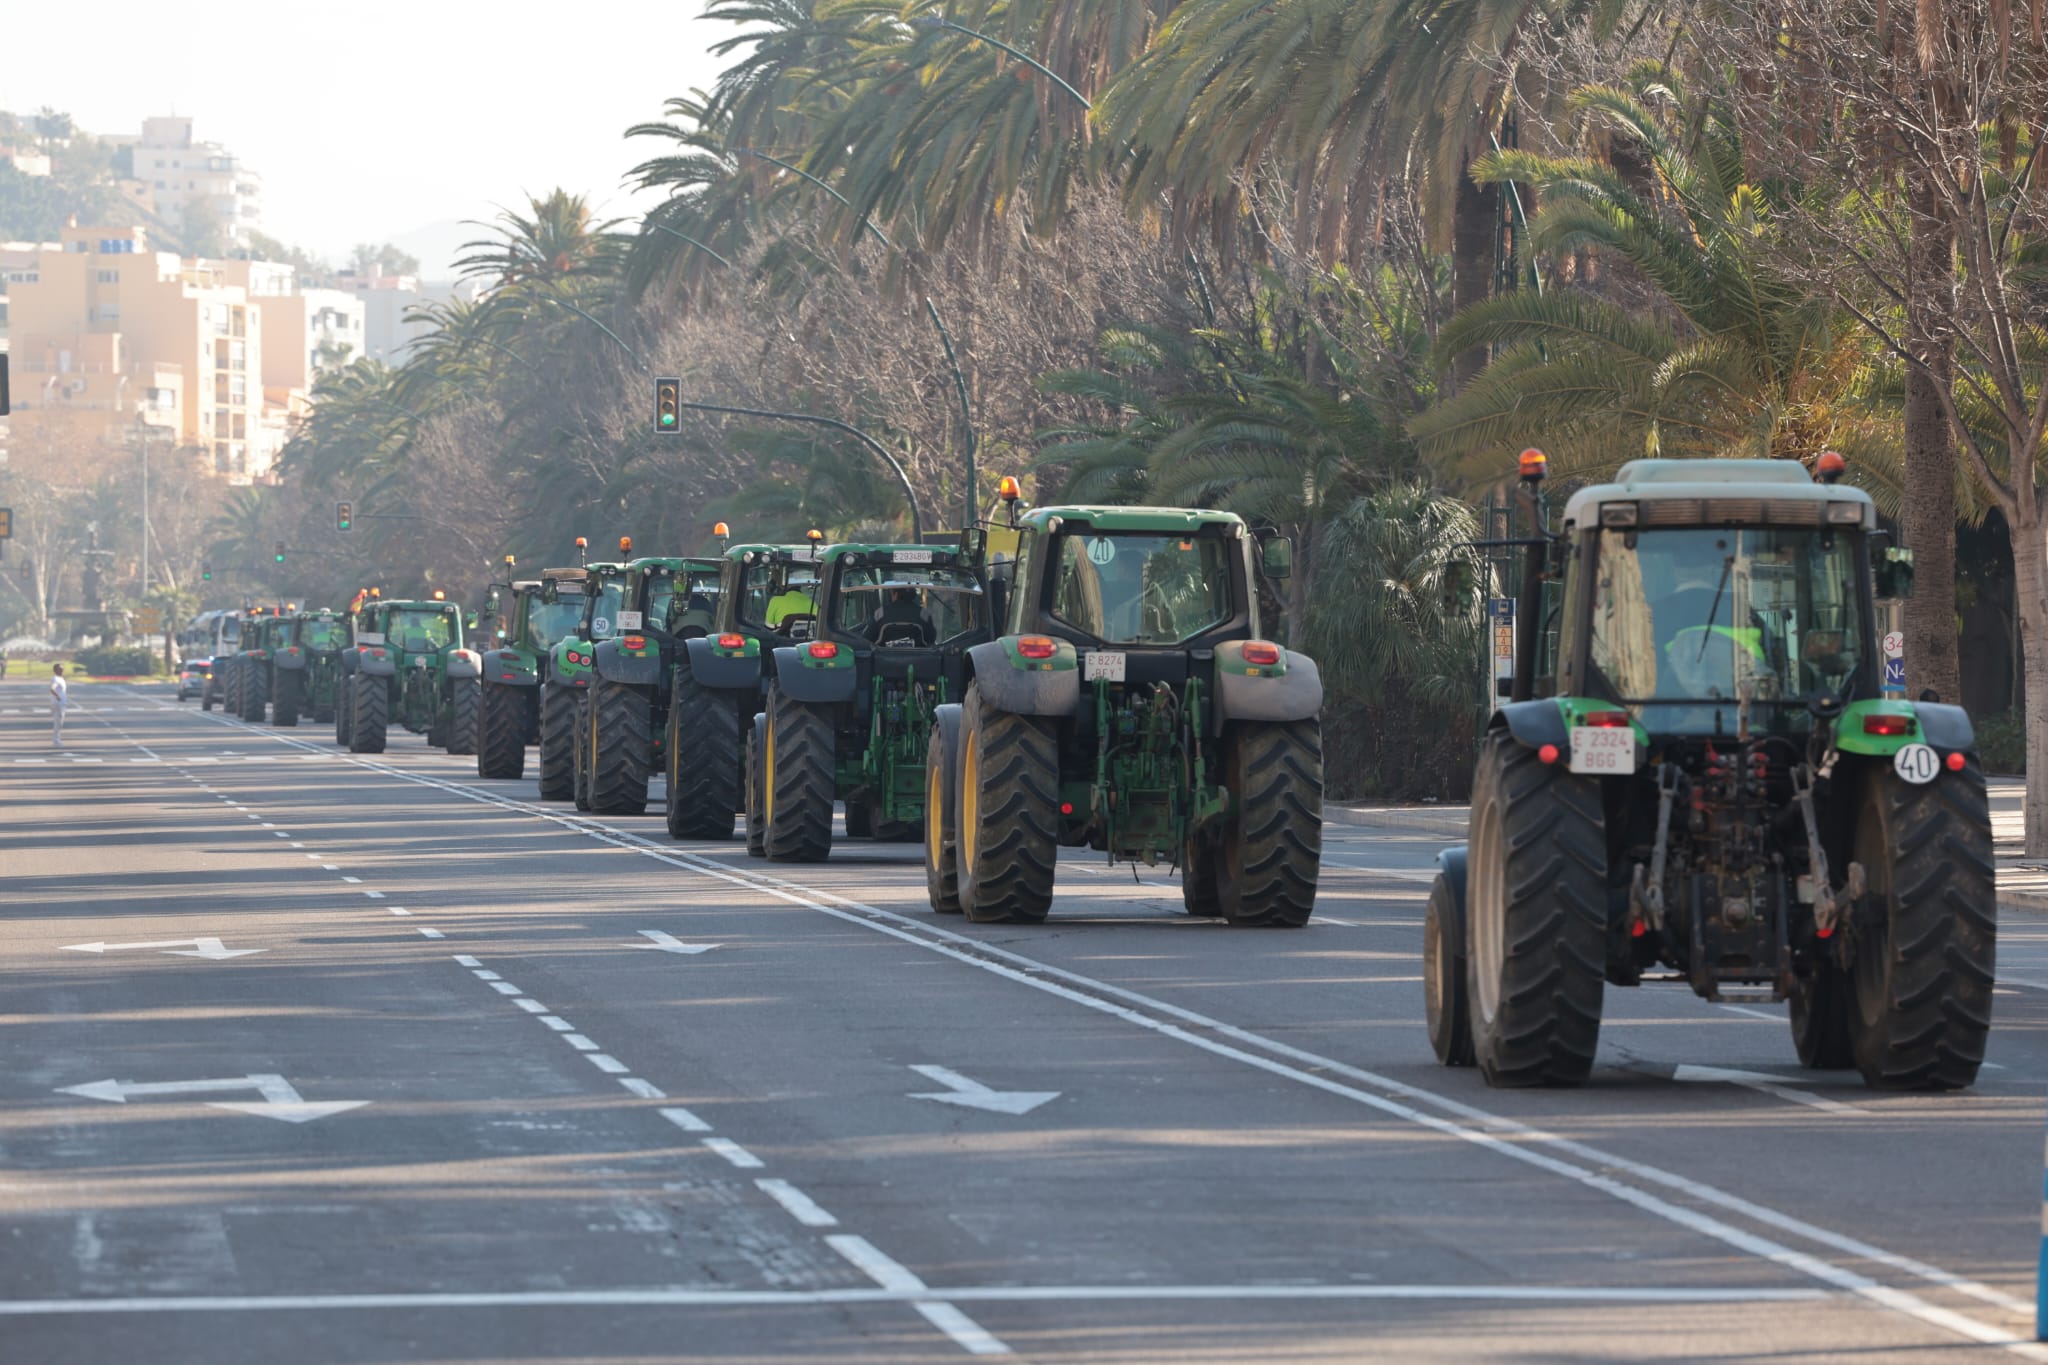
[717, 634, 745, 650]
[1581, 710, 1631, 728]
[1059, 802, 1074, 815]
[1537, 743, 1560, 765]
[1630, 918, 1646, 938]
[808, 641, 839, 660]
[1242, 641, 1281, 666]
[622, 635, 646, 650]
[1945, 751, 1966, 772]
[1017, 635, 1057, 660]
[1599, 502, 1639, 527]
[1862, 713, 1914, 736]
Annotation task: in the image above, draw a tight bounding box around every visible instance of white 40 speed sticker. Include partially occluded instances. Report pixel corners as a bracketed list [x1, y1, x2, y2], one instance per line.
[1892, 743, 1940, 785]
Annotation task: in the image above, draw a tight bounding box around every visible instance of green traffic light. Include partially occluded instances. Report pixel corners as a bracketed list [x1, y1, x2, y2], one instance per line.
[661, 413, 676, 426]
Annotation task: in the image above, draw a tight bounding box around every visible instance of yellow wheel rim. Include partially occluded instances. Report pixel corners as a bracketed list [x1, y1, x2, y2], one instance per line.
[959, 731, 978, 876]
[925, 749, 944, 872]
[764, 717, 777, 831]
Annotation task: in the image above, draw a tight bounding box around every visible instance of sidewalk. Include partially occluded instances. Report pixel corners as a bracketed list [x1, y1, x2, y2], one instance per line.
[1331, 777, 2048, 914]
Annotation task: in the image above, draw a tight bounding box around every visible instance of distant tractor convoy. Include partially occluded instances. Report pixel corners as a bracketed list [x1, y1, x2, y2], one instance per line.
[170, 443, 1996, 1092]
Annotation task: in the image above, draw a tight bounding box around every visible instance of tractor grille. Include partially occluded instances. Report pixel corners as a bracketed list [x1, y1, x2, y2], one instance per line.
[1639, 498, 1825, 527]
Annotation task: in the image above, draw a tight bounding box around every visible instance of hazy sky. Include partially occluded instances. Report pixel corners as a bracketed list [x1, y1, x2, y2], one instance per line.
[3, 0, 736, 273]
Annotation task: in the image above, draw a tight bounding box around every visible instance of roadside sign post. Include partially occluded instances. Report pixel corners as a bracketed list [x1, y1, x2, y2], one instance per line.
[1488, 597, 1515, 704]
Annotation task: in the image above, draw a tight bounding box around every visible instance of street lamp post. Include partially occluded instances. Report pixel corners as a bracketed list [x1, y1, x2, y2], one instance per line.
[906, 14, 1093, 111]
[679, 398, 923, 543]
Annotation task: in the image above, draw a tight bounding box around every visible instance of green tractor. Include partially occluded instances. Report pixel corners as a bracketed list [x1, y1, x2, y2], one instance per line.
[540, 550, 629, 803]
[1422, 453, 1993, 1091]
[341, 596, 480, 755]
[664, 536, 830, 842]
[925, 500, 1324, 927]
[744, 541, 993, 861]
[576, 552, 725, 816]
[220, 607, 285, 722]
[266, 609, 350, 727]
[475, 564, 590, 781]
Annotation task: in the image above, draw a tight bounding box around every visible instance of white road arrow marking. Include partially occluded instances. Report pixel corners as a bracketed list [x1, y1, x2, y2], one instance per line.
[908, 1064, 1060, 1116]
[56, 1073, 367, 1123]
[1671, 1064, 1866, 1115]
[62, 938, 266, 961]
[630, 930, 721, 955]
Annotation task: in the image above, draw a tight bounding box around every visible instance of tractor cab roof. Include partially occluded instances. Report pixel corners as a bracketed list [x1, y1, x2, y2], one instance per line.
[378, 600, 461, 612]
[625, 556, 692, 573]
[509, 580, 540, 592]
[538, 567, 588, 583]
[818, 543, 977, 569]
[1561, 458, 1876, 531]
[728, 543, 829, 564]
[1013, 505, 1247, 536]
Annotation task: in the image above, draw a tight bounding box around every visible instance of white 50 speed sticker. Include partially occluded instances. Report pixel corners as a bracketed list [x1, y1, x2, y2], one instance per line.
[1892, 743, 1940, 785]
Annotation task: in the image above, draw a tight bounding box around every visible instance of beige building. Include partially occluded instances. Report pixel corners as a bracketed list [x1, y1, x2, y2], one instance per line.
[114, 117, 263, 249]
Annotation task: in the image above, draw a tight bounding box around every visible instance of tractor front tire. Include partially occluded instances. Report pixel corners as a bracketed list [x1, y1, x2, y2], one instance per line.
[219, 660, 240, 717]
[1218, 719, 1323, 927]
[1181, 834, 1224, 916]
[1848, 762, 1997, 1090]
[956, 684, 1058, 924]
[761, 684, 834, 862]
[1425, 871, 1476, 1066]
[1464, 733, 1607, 1088]
[538, 685, 578, 801]
[272, 671, 301, 727]
[349, 677, 388, 754]
[243, 666, 270, 723]
[924, 709, 963, 914]
[587, 679, 652, 816]
[477, 682, 528, 779]
[665, 668, 741, 840]
[444, 678, 480, 756]
[1790, 962, 1856, 1070]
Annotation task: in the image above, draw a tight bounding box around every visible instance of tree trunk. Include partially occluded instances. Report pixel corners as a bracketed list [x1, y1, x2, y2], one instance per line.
[1902, 171, 1961, 704]
[2013, 510, 2048, 856]
[1448, 160, 1500, 392]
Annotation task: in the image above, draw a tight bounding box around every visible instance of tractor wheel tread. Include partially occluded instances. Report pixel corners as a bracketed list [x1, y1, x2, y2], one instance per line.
[446, 679, 480, 756]
[349, 676, 388, 754]
[762, 685, 835, 862]
[538, 685, 578, 800]
[958, 686, 1058, 924]
[1220, 720, 1323, 927]
[586, 680, 652, 815]
[476, 682, 528, 779]
[665, 668, 741, 839]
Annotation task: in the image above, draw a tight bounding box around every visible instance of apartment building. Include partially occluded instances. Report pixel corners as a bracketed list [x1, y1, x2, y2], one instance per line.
[114, 117, 263, 249]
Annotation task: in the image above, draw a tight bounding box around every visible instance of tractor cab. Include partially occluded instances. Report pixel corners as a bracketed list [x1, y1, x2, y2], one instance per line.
[716, 540, 832, 646]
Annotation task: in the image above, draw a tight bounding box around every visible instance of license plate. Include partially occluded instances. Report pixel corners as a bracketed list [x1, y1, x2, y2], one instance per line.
[1083, 651, 1126, 682]
[1569, 726, 1635, 775]
[894, 549, 933, 565]
[616, 611, 643, 630]
[355, 632, 385, 645]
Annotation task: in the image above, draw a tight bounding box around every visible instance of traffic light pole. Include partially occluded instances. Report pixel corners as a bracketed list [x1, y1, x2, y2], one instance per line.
[678, 400, 922, 543]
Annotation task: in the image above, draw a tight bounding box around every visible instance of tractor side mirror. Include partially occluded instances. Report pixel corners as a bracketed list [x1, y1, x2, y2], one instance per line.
[959, 527, 987, 563]
[1259, 535, 1293, 579]
[1875, 546, 1916, 600]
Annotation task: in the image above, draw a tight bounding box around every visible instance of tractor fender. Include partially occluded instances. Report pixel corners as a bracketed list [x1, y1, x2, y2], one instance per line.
[446, 649, 482, 680]
[481, 649, 540, 685]
[770, 645, 858, 704]
[273, 648, 308, 671]
[966, 640, 1079, 717]
[1434, 846, 1470, 959]
[1213, 642, 1324, 723]
[1487, 698, 1570, 751]
[1912, 701, 1976, 752]
[684, 636, 762, 693]
[593, 639, 662, 687]
[355, 648, 397, 679]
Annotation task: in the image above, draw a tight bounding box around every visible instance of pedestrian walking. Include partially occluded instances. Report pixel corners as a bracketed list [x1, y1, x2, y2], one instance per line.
[49, 663, 67, 747]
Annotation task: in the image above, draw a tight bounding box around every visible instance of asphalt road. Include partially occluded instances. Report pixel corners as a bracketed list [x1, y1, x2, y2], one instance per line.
[5, 678, 2048, 1362]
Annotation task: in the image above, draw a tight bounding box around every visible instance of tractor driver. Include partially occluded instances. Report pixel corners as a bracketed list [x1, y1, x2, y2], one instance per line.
[866, 586, 933, 646]
[765, 577, 816, 630]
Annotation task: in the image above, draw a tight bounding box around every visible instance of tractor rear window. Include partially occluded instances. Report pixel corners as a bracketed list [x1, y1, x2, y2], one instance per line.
[1048, 533, 1232, 645]
[302, 621, 346, 650]
[588, 582, 626, 638]
[1590, 527, 1865, 728]
[835, 565, 985, 646]
[669, 572, 721, 636]
[389, 609, 457, 653]
[529, 599, 583, 649]
[739, 563, 821, 636]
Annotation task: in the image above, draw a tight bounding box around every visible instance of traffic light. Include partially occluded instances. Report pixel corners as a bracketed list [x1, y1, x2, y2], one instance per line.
[273, 541, 286, 564]
[0, 352, 10, 417]
[201, 563, 212, 582]
[336, 500, 353, 532]
[656, 376, 681, 433]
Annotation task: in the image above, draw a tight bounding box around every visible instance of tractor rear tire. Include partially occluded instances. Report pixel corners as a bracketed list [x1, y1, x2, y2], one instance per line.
[1219, 719, 1323, 927]
[665, 668, 741, 840]
[1790, 962, 1856, 1070]
[1848, 762, 1997, 1090]
[349, 677, 388, 754]
[220, 659, 240, 717]
[746, 713, 768, 858]
[572, 694, 594, 812]
[587, 679, 651, 816]
[538, 685, 577, 801]
[272, 671, 301, 728]
[477, 682, 528, 779]
[1464, 732, 1607, 1088]
[445, 679, 480, 756]
[761, 683, 834, 863]
[335, 677, 354, 747]
[243, 665, 270, 723]
[957, 684, 1058, 924]
[924, 710, 963, 914]
[1425, 872, 1476, 1067]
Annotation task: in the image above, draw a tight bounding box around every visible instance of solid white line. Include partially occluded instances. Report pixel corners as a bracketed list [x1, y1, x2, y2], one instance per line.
[754, 1179, 838, 1228]
[587, 1055, 630, 1075]
[0, 1284, 1833, 1315]
[702, 1137, 763, 1169]
[620, 1079, 666, 1100]
[179, 704, 2045, 1352]
[562, 1035, 600, 1052]
[657, 1106, 709, 1132]
[418, 928, 445, 939]
[826, 1235, 925, 1292]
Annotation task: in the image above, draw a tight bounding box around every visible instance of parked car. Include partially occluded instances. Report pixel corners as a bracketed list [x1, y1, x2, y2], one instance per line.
[177, 658, 213, 702]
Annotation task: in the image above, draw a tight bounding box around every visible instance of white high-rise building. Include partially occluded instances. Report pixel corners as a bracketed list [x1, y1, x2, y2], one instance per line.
[115, 117, 263, 250]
